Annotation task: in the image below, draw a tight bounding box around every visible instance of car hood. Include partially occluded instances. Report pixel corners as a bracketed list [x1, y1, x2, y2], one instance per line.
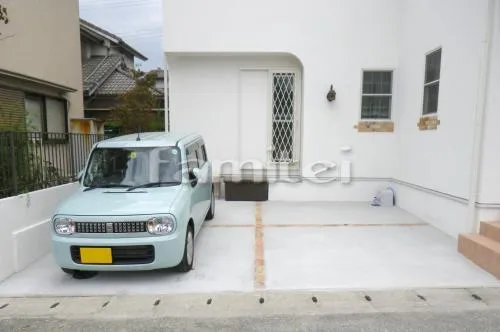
[54, 186, 183, 216]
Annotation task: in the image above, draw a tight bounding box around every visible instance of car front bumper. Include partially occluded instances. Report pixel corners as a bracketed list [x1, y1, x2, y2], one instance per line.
[51, 233, 185, 271]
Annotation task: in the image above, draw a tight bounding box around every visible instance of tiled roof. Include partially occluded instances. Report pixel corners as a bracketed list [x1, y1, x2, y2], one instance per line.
[82, 55, 123, 95]
[83, 56, 164, 97]
[82, 56, 105, 81]
[95, 69, 136, 96]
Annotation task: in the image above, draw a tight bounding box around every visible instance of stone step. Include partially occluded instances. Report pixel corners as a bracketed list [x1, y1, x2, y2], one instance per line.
[458, 234, 500, 279]
[480, 221, 500, 243]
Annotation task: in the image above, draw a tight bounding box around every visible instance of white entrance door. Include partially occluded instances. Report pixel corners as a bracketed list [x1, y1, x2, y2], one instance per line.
[238, 69, 301, 181]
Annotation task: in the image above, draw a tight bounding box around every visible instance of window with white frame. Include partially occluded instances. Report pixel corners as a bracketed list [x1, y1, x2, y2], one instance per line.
[423, 48, 442, 115]
[361, 71, 393, 120]
[271, 72, 297, 163]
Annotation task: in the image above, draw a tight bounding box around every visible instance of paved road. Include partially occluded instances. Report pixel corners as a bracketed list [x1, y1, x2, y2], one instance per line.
[2, 310, 500, 331]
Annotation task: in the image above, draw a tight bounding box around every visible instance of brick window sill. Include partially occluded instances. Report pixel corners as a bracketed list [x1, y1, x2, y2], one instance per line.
[418, 115, 440, 131]
[354, 121, 394, 133]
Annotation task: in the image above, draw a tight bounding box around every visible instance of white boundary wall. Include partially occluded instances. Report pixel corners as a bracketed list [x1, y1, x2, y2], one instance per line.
[0, 183, 78, 282]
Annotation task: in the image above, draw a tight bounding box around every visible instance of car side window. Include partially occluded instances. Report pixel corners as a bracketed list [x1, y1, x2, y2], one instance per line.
[197, 141, 207, 168]
[201, 144, 207, 162]
[186, 145, 199, 172]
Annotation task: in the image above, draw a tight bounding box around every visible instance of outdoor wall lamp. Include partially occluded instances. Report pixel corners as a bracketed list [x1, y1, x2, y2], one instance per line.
[327, 85, 336, 102]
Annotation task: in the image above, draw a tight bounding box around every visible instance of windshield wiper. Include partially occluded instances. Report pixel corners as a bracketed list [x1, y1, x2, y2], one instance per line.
[126, 182, 179, 191]
[83, 184, 132, 192]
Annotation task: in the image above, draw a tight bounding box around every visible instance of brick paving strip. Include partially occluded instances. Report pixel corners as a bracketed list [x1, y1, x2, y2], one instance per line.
[206, 223, 428, 228]
[254, 202, 266, 290]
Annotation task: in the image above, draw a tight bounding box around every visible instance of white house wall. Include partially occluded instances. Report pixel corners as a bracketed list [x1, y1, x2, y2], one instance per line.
[395, 0, 487, 197]
[164, 0, 500, 236]
[165, 0, 402, 198]
[393, 0, 498, 237]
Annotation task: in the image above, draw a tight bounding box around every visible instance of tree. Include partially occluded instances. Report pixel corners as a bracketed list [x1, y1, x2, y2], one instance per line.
[108, 70, 164, 134]
[0, 4, 10, 40]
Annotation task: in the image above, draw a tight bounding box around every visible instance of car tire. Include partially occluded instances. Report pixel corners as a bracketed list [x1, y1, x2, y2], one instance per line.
[63, 269, 98, 279]
[176, 225, 194, 273]
[205, 186, 215, 221]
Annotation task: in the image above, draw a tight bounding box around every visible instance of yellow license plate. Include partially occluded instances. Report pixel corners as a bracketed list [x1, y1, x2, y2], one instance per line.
[80, 248, 112, 264]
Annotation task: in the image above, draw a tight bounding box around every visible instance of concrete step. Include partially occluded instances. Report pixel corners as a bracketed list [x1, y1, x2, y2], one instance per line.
[480, 221, 500, 243]
[458, 234, 500, 279]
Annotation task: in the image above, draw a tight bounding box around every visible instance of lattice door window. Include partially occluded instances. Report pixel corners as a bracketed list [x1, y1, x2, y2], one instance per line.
[271, 72, 296, 163]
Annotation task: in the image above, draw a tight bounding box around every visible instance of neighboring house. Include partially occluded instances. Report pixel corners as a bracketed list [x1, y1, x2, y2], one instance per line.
[0, 0, 104, 202]
[80, 19, 165, 133]
[163, 0, 500, 246]
[0, 0, 83, 133]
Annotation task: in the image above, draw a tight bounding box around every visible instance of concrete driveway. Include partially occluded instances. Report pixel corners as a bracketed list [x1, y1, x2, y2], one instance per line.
[0, 201, 498, 297]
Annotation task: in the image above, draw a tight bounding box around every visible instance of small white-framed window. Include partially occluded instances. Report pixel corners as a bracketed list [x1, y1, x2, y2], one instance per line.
[423, 48, 442, 115]
[271, 72, 297, 163]
[361, 71, 393, 120]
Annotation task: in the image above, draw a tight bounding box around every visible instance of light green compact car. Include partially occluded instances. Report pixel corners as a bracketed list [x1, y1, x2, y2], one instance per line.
[51, 132, 215, 277]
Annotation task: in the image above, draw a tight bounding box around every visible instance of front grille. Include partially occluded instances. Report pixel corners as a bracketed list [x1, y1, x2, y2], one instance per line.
[75, 222, 147, 234]
[70, 245, 155, 265]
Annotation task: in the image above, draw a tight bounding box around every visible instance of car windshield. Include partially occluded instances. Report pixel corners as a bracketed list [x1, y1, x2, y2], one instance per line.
[83, 146, 182, 189]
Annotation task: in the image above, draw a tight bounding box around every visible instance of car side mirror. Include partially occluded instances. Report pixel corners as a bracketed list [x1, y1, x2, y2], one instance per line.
[192, 167, 200, 177]
[189, 168, 200, 187]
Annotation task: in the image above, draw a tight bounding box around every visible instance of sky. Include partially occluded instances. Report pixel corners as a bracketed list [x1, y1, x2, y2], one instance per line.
[79, 0, 163, 71]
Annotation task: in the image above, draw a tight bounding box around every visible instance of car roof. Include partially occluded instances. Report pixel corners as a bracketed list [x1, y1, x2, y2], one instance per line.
[95, 132, 201, 148]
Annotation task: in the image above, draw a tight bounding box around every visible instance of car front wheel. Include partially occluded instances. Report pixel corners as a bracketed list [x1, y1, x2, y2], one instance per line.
[176, 226, 194, 272]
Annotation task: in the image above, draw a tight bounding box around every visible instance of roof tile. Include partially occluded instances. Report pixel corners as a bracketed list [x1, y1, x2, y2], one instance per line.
[95, 70, 136, 96]
[82, 55, 123, 94]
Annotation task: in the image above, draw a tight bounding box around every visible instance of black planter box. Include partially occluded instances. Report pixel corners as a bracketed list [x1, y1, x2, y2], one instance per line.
[224, 181, 269, 201]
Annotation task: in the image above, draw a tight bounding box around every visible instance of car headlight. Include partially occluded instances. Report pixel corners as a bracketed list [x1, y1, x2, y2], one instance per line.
[147, 215, 176, 235]
[54, 217, 75, 235]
